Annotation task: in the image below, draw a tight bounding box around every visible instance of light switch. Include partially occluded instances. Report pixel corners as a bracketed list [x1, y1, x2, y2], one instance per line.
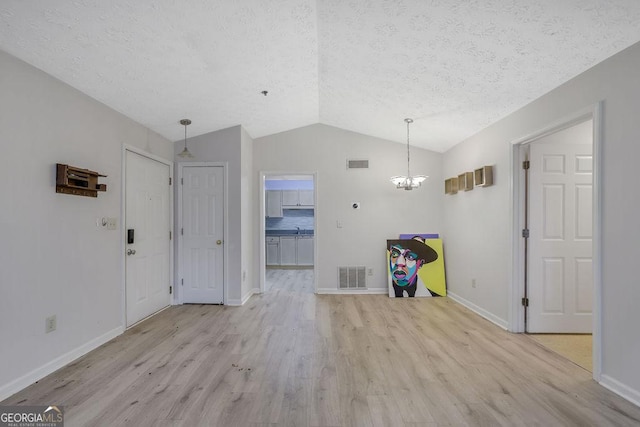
[105, 217, 118, 230]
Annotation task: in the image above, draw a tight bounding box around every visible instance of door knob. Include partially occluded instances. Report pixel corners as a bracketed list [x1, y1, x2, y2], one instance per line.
[216, 240, 222, 245]
[127, 249, 136, 255]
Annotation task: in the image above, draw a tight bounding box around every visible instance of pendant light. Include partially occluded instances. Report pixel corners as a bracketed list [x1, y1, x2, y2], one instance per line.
[177, 119, 194, 158]
[390, 118, 428, 190]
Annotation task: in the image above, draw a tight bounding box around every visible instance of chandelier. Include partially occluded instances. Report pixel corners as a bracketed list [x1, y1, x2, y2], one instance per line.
[390, 118, 428, 190]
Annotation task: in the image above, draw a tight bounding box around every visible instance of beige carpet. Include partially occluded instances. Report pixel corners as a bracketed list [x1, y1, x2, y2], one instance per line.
[528, 334, 592, 372]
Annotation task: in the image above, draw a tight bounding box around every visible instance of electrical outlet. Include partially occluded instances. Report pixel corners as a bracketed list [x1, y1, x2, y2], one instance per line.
[472, 278, 477, 288]
[46, 315, 57, 333]
[367, 268, 373, 276]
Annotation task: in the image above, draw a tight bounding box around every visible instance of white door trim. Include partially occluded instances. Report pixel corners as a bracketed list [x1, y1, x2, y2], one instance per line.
[258, 171, 318, 294]
[121, 144, 174, 329]
[177, 162, 229, 305]
[508, 102, 603, 380]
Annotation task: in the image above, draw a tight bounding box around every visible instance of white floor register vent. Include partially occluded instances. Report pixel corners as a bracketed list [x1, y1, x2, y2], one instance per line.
[338, 267, 367, 289]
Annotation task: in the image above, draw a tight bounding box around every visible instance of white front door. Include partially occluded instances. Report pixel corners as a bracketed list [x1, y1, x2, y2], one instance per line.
[181, 166, 224, 304]
[125, 150, 171, 327]
[528, 122, 593, 333]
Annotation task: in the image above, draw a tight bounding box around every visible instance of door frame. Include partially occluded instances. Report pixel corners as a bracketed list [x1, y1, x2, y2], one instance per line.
[509, 102, 603, 380]
[177, 162, 229, 305]
[258, 171, 318, 293]
[121, 145, 174, 328]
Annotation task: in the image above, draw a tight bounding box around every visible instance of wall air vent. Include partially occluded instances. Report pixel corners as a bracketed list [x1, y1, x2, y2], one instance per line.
[346, 159, 369, 169]
[338, 267, 367, 289]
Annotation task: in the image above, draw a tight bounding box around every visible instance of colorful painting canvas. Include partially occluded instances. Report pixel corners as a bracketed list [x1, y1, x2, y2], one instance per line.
[399, 233, 439, 240]
[387, 236, 447, 298]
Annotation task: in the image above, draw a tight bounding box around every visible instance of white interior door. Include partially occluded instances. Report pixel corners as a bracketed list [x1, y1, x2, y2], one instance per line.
[182, 166, 224, 304]
[528, 122, 593, 333]
[125, 150, 171, 327]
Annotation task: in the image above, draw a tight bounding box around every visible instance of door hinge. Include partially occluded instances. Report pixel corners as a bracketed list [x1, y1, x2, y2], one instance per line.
[521, 297, 529, 307]
[169, 286, 173, 294]
[181, 178, 184, 185]
[169, 177, 172, 185]
[181, 228, 184, 235]
[522, 160, 530, 170]
[181, 278, 184, 285]
[169, 231, 172, 240]
[522, 228, 530, 238]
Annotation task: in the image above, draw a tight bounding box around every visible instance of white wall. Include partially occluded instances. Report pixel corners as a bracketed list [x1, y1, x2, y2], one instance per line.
[0, 50, 173, 400]
[442, 138, 510, 323]
[240, 126, 255, 301]
[254, 124, 443, 292]
[443, 42, 640, 402]
[173, 125, 250, 304]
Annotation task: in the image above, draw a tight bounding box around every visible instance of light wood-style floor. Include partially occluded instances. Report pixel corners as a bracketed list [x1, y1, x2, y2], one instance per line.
[528, 334, 593, 372]
[3, 270, 640, 426]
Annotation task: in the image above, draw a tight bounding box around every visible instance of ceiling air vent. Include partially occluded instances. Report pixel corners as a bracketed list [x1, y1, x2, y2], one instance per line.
[347, 159, 369, 169]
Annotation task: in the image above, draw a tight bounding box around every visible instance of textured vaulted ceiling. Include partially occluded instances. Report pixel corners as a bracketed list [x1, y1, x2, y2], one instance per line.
[1, 1, 640, 152]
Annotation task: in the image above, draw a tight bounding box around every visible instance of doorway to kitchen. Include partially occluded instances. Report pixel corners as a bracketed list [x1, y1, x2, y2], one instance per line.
[260, 173, 316, 294]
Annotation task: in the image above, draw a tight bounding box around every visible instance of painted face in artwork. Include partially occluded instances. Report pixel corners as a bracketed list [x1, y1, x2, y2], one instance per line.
[389, 244, 425, 287]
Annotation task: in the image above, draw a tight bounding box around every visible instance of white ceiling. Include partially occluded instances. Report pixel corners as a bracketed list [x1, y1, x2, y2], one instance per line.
[1, 1, 640, 152]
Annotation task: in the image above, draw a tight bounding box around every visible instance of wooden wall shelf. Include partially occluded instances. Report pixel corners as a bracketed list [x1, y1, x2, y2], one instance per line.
[447, 166, 494, 195]
[474, 166, 494, 187]
[458, 172, 474, 191]
[445, 177, 459, 195]
[56, 164, 107, 197]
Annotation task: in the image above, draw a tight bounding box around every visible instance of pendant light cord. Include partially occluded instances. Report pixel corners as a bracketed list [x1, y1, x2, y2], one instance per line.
[406, 119, 411, 178]
[184, 123, 187, 150]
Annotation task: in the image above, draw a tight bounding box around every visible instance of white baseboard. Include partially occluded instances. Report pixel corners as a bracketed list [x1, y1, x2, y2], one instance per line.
[316, 288, 388, 295]
[242, 288, 259, 305]
[0, 325, 124, 402]
[599, 374, 640, 408]
[227, 288, 259, 306]
[447, 292, 509, 330]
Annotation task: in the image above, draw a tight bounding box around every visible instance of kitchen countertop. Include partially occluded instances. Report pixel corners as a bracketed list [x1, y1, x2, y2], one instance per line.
[266, 229, 314, 236]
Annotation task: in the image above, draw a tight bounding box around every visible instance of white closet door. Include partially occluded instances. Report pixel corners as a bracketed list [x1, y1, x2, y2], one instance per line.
[528, 133, 593, 333]
[182, 166, 225, 304]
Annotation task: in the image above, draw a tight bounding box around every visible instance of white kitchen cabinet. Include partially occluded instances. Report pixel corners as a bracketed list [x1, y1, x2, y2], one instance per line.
[281, 190, 298, 207]
[281, 189, 314, 208]
[297, 236, 314, 265]
[266, 190, 283, 217]
[266, 236, 280, 266]
[298, 190, 314, 206]
[267, 234, 314, 267]
[280, 236, 297, 265]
